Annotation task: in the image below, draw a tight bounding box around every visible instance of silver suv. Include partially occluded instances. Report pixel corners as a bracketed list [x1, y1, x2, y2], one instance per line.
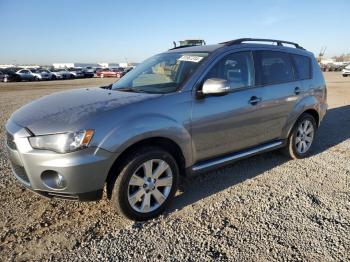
[6, 38, 327, 221]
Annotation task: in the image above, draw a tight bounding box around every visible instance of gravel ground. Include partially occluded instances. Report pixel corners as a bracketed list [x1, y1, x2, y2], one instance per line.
[0, 73, 349, 261]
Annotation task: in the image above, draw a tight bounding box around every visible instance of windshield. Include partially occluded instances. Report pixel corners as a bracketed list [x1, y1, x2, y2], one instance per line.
[111, 52, 209, 94]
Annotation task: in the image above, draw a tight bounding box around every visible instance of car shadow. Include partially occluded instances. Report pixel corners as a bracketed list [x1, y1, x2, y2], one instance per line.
[169, 105, 350, 213]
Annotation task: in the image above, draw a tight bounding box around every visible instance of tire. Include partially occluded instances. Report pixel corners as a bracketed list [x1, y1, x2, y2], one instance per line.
[282, 113, 317, 159]
[51, 75, 57, 80]
[343, 74, 348, 77]
[110, 146, 179, 221]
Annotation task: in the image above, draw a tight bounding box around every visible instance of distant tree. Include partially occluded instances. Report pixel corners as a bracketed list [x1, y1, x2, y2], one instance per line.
[332, 54, 350, 62]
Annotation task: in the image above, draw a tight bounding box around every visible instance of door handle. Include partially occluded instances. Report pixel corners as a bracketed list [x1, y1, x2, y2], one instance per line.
[294, 87, 301, 95]
[249, 96, 262, 105]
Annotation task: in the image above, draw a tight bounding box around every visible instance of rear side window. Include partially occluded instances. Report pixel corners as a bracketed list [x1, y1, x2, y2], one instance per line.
[291, 54, 311, 80]
[254, 51, 294, 85]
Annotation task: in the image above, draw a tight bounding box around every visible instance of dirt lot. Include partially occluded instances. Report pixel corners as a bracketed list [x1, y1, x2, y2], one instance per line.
[0, 73, 349, 261]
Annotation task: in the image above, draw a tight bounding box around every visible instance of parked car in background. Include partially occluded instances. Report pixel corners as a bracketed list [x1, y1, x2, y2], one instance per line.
[97, 68, 124, 78]
[5, 38, 327, 221]
[0, 71, 5, 82]
[50, 68, 74, 79]
[115, 68, 127, 78]
[82, 67, 95, 78]
[0, 68, 22, 82]
[319, 64, 327, 72]
[95, 68, 106, 77]
[16, 69, 40, 81]
[119, 67, 133, 78]
[342, 65, 350, 77]
[68, 68, 84, 78]
[94, 67, 102, 74]
[96, 68, 111, 77]
[31, 69, 55, 80]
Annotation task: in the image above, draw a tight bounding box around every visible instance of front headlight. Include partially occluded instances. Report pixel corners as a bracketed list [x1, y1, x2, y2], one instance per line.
[29, 129, 94, 153]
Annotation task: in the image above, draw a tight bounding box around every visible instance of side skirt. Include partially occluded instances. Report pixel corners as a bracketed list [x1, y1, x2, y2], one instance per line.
[191, 140, 285, 174]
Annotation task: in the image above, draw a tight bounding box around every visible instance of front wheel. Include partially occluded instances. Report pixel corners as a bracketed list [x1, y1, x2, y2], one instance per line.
[110, 146, 179, 221]
[282, 113, 317, 159]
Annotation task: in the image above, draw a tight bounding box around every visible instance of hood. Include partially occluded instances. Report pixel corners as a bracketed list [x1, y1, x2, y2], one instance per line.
[11, 87, 159, 135]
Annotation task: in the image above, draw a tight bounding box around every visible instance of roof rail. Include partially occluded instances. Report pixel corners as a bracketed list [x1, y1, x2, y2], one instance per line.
[220, 38, 305, 50]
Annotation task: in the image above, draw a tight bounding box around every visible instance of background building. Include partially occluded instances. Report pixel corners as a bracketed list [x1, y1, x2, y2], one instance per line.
[52, 62, 138, 69]
[97, 63, 120, 68]
[52, 63, 101, 69]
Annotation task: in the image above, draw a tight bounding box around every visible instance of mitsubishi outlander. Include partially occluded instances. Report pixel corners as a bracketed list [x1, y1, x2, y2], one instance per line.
[6, 38, 327, 221]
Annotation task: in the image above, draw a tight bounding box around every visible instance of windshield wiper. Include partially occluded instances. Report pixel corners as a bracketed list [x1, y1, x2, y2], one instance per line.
[116, 87, 147, 93]
[100, 84, 112, 90]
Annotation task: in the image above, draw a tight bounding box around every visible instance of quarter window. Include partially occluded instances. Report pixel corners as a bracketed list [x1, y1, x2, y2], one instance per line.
[254, 51, 294, 85]
[203, 52, 254, 90]
[291, 54, 311, 80]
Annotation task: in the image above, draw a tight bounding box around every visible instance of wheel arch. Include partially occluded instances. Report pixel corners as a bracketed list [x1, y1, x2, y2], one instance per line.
[284, 108, 320, 139]
[105, 136, 186, 199]
[302, 109, 319, 127]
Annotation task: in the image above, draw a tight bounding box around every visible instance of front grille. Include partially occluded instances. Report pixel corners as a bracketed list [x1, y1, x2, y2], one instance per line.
[6, 132, 16, 150]
[11, 162, 30, 184]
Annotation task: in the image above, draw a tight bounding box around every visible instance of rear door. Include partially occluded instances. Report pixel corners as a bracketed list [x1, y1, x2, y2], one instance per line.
[290, 53, 313, 94]
[253, 50, 301, 140]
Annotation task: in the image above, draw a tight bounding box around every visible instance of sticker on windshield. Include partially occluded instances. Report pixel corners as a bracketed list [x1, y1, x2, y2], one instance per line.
[178, 55, 204, 63]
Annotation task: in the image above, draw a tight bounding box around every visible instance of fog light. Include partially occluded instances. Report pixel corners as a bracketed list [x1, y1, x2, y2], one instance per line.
[41, 170, 67, 189]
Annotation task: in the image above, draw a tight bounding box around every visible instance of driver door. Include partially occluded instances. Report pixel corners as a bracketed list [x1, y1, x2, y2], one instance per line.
[191, 51, 268, 162]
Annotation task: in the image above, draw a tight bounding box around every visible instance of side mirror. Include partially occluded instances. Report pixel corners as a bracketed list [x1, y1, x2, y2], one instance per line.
[202, 78, 229, 96]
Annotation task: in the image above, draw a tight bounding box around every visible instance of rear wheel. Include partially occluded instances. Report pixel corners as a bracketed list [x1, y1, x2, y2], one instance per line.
[282, 113, 317, 159]
[110, 146, 179, 221]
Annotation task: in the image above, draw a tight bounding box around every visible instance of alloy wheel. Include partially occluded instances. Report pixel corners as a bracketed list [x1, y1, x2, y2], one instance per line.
[127, 159, 173, 213]
[295, 119, 314, 154]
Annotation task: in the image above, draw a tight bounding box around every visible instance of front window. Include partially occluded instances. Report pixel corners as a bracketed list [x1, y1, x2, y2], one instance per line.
[201, 51, 255, 90]
[112, 52, 209, 94]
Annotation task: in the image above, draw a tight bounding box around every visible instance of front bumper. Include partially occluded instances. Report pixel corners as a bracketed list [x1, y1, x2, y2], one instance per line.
[5, 119, 115, 201]
[342, 70, 350, 75]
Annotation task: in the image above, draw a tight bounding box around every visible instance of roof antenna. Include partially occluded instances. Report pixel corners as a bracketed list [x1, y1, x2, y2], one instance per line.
[173, 41, 177, 48]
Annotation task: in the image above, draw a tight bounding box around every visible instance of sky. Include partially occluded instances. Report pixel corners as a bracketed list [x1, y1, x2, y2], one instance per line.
[0, 0, 349, 65]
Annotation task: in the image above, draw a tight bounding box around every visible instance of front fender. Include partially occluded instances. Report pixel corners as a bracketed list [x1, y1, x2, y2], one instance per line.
[97, 113, 193, 167]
